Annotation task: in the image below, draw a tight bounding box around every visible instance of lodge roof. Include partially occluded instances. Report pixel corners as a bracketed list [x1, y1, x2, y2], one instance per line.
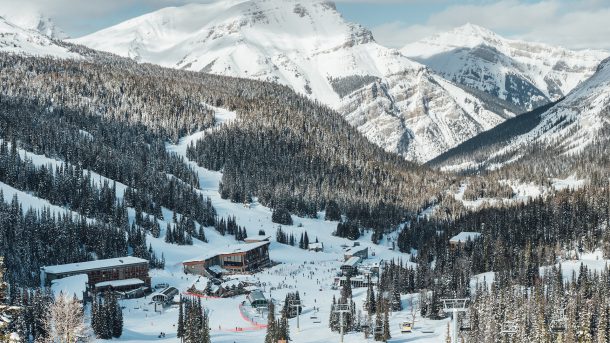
[42, 257, 148, 275]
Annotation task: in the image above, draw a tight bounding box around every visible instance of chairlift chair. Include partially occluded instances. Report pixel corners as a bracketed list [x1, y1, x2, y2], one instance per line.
[550, 318, 566, 333]
[400, 321, 413, 333]
[460, 313, 472, 332]
[500, 320, 518, 335]
[549, 309, 567, 334]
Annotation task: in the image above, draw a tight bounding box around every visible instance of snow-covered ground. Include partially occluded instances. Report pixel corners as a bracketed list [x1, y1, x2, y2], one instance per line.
[451, 175, 586, 210]
[0, 105, 450, 342]
[110, 106, 450, 342]
[471, 250, 610, 294]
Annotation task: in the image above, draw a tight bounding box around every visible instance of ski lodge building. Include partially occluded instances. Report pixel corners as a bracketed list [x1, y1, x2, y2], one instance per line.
[340, 256, 361, 276]
[246, 290, 268, 308]
[449, 232, 482, 248]
[343, 246, 368, 261]
[183, 241, 271, 275]
[40, 257, 151, 291]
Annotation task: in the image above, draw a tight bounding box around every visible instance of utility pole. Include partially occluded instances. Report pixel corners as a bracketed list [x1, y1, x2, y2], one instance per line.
[289, 299, 302, 331]
[441, 298, 469, 343]
[333, 302, 351, 343]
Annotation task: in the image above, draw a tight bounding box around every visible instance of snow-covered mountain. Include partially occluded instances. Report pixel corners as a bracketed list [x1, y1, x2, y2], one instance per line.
[71, 0, 515, 162]
[402, 23, 609, 112]
[0, 16, 77, 58]
[432, 56, 610, 171]
[511, 56, 610, 154]
[0, 9, 67, 39]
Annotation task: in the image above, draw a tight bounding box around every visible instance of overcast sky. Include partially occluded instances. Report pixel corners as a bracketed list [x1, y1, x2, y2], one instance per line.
[0, 0, 608, 50]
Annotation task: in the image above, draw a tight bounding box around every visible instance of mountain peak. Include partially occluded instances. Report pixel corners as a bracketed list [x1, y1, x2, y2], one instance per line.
[0, 9, 67, 39]
[450, 23, 499, 39]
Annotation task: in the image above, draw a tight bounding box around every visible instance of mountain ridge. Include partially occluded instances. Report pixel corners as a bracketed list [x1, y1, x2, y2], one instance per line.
[402, 23, 608, 112]
[431, 56, 610, 175]
[70, 0, 516, 162]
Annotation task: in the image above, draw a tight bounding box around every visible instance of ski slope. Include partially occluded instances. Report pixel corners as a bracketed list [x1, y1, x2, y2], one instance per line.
[109, 106, 451, 342]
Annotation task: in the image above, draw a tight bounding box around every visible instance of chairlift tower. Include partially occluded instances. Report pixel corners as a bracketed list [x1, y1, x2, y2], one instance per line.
[332, 302, 351, 343]
[441, 298, 469, 343]
[289, 299, 302, 331]
[374, 323, 387, 342]
[500, 320, 518, 342]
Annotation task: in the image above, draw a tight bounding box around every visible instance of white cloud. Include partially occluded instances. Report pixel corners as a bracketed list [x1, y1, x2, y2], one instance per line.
[372, 0, 610, 50]
[0, 0, 608, 50]
[372, 23, 438, 48]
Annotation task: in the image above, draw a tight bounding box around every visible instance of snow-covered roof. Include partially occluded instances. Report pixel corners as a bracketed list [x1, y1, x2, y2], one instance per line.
[51, 274, 88, 301]
[344, 246, 367, 254]
[209, 265, 227, 275]
[342, 257, 360, 267]
[184, 241, 270, 263]
[449, 232, 482, 244]
[247, 290, 266, 303]
[308, 242, 324, 249]
[152, 287, 179, 301]
[219, 241, 270, 254]
[42, 257, 148, 275]
[95, 278, 145, 289]
[244, 235, 271, 242]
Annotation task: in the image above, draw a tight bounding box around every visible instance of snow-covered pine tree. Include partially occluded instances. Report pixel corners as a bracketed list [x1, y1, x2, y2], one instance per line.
[382, 299, 391, 341]
[264, 301, 276, 343]
[200, 307, 210, 343]
[341, 275, 352, 301]
[329, 296, 339, 332]
[366, 276, 376, 315]
[391, 276, 402, 311]
[374, 299, 384, 342]
[43, 293, 86, 342]
[0, 257, 19, 341]
[177, 296, 185, 339]
[110, 293, 123, 338]
[324, 200, 341, 221]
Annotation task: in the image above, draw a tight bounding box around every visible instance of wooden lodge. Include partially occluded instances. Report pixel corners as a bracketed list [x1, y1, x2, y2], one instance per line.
[183, 241, 271, 275]
[41, 257, 151, 291]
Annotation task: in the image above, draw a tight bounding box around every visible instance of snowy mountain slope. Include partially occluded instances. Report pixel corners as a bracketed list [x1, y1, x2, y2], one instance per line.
[402, 23, 609, 112]
[71, 0, 515, 162]
[0, 16, 77, 58]
[431, 57, 610, 171]
[0, 10, 67, 39]
[339, 70, 511, 161]
[0, 105, 451, 342]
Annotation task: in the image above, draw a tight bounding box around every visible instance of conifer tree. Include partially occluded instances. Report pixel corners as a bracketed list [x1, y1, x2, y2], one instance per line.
[597, 303, 608, 343]
[177, 296, 185, 339]
[366, 276, 376, 315]
[265, 301, 276, 343]
[382, 300, 391, 341]
[341, 274, 353, 301]
[0, 257, 19, 341]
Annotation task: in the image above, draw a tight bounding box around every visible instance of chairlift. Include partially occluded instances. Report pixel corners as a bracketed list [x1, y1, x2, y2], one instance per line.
[550, 319, 566, 333]
[500, 320, 518, 335]
[460, 313, 472, 332]
[400, 321, 413, 333]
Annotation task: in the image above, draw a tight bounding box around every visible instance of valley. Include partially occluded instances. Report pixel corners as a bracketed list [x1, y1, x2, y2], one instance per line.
[1, 1, 610, 343]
